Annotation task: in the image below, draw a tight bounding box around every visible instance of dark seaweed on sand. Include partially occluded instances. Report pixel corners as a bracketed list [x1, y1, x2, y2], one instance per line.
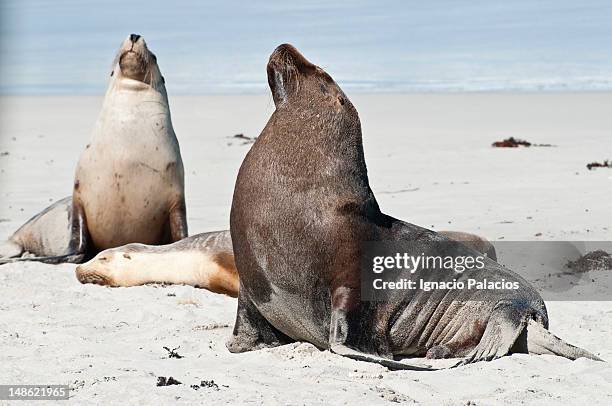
[566, 250, 612, 273]
[157, 376, 182, 386]
[492, 137, 555, 148]
[163, 346, 184, 359]
[586, 160, 611, 170]
[191, 380, 220, 391]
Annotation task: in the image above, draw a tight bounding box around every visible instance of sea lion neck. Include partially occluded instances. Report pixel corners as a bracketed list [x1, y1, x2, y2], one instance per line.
[113, 77, 154, 92]
[263, 104, 369, 176]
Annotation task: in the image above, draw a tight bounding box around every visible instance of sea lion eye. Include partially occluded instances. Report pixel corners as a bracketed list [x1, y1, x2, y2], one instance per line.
[161, 76, 165, 84]
[110, 71, 114, 77]
[337, 96, 345, 106]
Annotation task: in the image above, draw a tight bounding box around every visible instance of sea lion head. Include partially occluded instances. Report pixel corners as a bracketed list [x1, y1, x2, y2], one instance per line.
[266, 44, 353, 113]
[75, 248, 121, 286]
[110, 34, 165, 90]
[75, 244, 149, 286]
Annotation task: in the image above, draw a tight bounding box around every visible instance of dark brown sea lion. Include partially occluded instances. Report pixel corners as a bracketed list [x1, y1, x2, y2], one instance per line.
[227, 44, 602, 370]
[0, 34, 187, 264]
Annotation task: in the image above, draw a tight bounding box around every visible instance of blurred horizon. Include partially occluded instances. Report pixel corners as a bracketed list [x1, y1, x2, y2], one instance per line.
[1, 0, 612, 95]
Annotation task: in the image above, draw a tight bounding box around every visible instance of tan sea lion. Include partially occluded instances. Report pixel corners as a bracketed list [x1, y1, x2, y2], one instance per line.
[227, 44, 602, 370]
[0, 197, 72, 261]
[75, 230, 238, 297]
[0, 34, 187, 264]
[73, 228, 493, 299]
[437, 230, 497, 261]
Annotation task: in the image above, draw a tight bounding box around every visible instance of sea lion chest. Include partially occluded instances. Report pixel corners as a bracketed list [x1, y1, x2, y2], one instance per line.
[74, 93, 183, 249]
[232, 114, 369, 346]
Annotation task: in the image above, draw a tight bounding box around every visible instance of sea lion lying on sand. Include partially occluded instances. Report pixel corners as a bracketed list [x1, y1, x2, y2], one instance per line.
[227, 44, 602, 370]
[75, 230, 239, 297]
[74, 228, 493, 300]
[0, 197, 73, 262]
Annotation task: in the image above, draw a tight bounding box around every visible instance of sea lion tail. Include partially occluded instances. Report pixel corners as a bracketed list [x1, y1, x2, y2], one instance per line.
[526, 319, 604, 361]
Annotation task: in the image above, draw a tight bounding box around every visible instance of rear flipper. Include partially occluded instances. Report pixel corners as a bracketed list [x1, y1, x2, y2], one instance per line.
[521, 318, 604, 361]
[458, 300, 530, 365]
[458, 301, 604, 366]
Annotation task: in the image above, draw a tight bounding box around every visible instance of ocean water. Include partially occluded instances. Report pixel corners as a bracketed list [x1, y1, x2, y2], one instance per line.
[1, 0, 612, 94]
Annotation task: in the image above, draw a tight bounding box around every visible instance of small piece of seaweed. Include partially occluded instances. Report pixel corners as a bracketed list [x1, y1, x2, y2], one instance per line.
[157, 376, 182, 386]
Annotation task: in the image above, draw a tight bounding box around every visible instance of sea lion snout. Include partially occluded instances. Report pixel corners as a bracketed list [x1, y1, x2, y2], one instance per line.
[119, 33, 148, 55]
[266, 44, 348, 113]
[75, 254, 117, 286]
[268, 44, 316, 73]
[116, 34, 159, 84]
[266, 44, 355, 122]
[122, 32, 145, 47]
[267, 43, 319, 105]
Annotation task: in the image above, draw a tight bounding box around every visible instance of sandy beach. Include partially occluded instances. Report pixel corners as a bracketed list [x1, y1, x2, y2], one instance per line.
[1, 93, 611, 405]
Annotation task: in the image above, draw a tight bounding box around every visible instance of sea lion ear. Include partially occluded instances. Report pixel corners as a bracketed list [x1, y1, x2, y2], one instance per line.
[267, 62, 288, 106]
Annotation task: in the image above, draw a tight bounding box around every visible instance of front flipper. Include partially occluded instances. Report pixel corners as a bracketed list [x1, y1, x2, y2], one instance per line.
[226, 288, 293, 353]
[168, 198, 188, 242]
[48, 197, 90, 263]
[0, 227, 87, 264]
[330, 343, 437, 371]
[0, 253, 86, 265]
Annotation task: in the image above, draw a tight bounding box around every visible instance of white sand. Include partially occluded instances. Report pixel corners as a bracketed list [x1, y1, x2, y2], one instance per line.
[0, 93, 611, 405]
